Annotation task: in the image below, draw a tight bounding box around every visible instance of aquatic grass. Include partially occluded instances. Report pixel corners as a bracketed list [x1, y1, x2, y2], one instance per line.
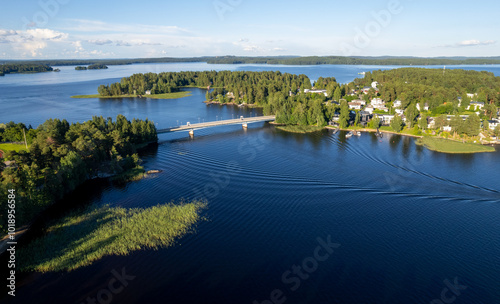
[110, 166, 146, 183]
[417, 137, 495, 153]
[18, 201, 206, 272]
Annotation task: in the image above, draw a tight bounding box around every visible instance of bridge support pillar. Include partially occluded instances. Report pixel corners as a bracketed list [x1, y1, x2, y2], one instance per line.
[242, 123, 248, 129]
[189, 129, 194, 137]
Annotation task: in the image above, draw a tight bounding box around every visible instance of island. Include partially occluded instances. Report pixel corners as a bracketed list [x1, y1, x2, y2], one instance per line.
[0, 63, 54, 76]
[75, 63, 108, 70]
[85, 69, 499, 152]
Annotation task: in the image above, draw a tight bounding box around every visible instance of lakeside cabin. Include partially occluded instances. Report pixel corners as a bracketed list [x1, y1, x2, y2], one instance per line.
[377, 114, 395, 125]
[488, 119, 500, 130]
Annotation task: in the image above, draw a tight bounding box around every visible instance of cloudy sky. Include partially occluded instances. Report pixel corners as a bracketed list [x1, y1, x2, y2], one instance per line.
[0, 0, 498, 59]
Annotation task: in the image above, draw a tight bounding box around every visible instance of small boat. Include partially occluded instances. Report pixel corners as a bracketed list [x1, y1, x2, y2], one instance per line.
[355, 131, 361, 136]
[346, 131, 353, 138]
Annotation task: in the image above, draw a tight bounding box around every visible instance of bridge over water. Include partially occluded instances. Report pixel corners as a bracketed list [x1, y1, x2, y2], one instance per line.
[157, 115, 276, 136]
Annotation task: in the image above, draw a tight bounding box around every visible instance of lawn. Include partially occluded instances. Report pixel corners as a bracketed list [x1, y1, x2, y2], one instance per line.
[0, 143, 28, 153]
[417, 137, 495, 154]
[18, 200, 206, 272]
[71, 91, 191, 99]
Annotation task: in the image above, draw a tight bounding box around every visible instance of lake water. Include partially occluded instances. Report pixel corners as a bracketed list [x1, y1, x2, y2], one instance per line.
[1, 63, 499, 304]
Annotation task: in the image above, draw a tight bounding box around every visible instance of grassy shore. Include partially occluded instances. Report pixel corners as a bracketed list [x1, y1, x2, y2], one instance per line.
[276, 125, 325, 133]
[416, 137, 495, 153]
[0, 143, 28, 153]
[110, 166, 146, 183]
[18, 201, 206, 272]
[71, 91, 191, 99]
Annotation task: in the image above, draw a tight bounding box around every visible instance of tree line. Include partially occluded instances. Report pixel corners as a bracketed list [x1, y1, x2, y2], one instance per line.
[354, 68, 500, 112]
[97, 71, 314, 100]
[0, 63, 53, 76]
[0, 115, 157, 234]
[75, 64, 109, 70]
[206, 56, 500, 66]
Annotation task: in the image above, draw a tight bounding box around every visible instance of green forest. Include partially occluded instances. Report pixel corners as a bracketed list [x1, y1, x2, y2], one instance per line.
[96, 70, 314, 98]
[0, 63, 53, 76]
[75, 63, 108, 71]
[353, 68, 500, 112]
[206, 56, 500, 66]
[4, 56, 500, 73]
[96, 71, 339, 127]
[0, 115, 157, 234]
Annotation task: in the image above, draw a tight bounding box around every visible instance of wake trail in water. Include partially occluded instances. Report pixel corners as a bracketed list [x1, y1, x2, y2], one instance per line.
[159, 146, 499, 203]
[325, 133, 500, 195]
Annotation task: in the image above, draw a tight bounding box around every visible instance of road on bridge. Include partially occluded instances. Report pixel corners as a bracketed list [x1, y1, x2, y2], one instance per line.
[158, 115, 276, 133]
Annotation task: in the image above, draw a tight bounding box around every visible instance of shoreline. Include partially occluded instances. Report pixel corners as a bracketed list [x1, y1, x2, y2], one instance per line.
[71, 91, 191, 99]
[325, 126, 424, 138]
[203, 100, 263, 108]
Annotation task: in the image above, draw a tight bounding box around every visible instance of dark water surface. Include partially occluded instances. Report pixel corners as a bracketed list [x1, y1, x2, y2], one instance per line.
[1, 63, 499, 304]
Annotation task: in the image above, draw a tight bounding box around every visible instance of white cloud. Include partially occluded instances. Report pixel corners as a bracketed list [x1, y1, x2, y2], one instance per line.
[62, 19, 191, 35]
[441, 39, 497, 48]
[458, 40, 495, 47]
[87, 39, 113, 45]
[0, 28, 69, 56]
[26, 28, 68, 41]
[0, 29, 17, 36]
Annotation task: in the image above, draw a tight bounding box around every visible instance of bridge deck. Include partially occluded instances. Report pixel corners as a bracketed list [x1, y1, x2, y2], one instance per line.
[158, 115, 276, 133]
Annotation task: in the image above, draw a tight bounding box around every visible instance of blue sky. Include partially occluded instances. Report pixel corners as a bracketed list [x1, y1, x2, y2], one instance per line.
[0, 0, 499, 59]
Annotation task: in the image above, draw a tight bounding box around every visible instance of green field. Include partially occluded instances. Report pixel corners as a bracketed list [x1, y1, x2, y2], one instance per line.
[276, 125, 325, 133]
[18, 201, 206, 272]
[71, 91, 191, 99]
[417, 137, 495, 154]
[0, 143, 28, 153]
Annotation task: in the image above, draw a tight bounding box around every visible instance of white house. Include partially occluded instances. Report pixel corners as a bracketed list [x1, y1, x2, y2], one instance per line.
[371, 98, 385, 107]
[348, 102, 363, 110]
[371, 81, 379, 89]
[364, 105, 375, 114]
[393, 100, 402, 108]
[352, 99, 366, 105]
[468, 101, 485, 111]
[443, 125, 452, 132]
[488, 120, 500, 130]
[466, 93, 477, 99]
[416, 102, 429, 111]
[145, 90, 151, 95]
[395, 109, 404, 115]
[304, 89, 328, 96]
[378, 114, 394, 125]
[427, 117, 435, 129]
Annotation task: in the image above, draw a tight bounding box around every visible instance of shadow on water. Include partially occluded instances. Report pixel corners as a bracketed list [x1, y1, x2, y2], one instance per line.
[273, 127, 328, 150]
